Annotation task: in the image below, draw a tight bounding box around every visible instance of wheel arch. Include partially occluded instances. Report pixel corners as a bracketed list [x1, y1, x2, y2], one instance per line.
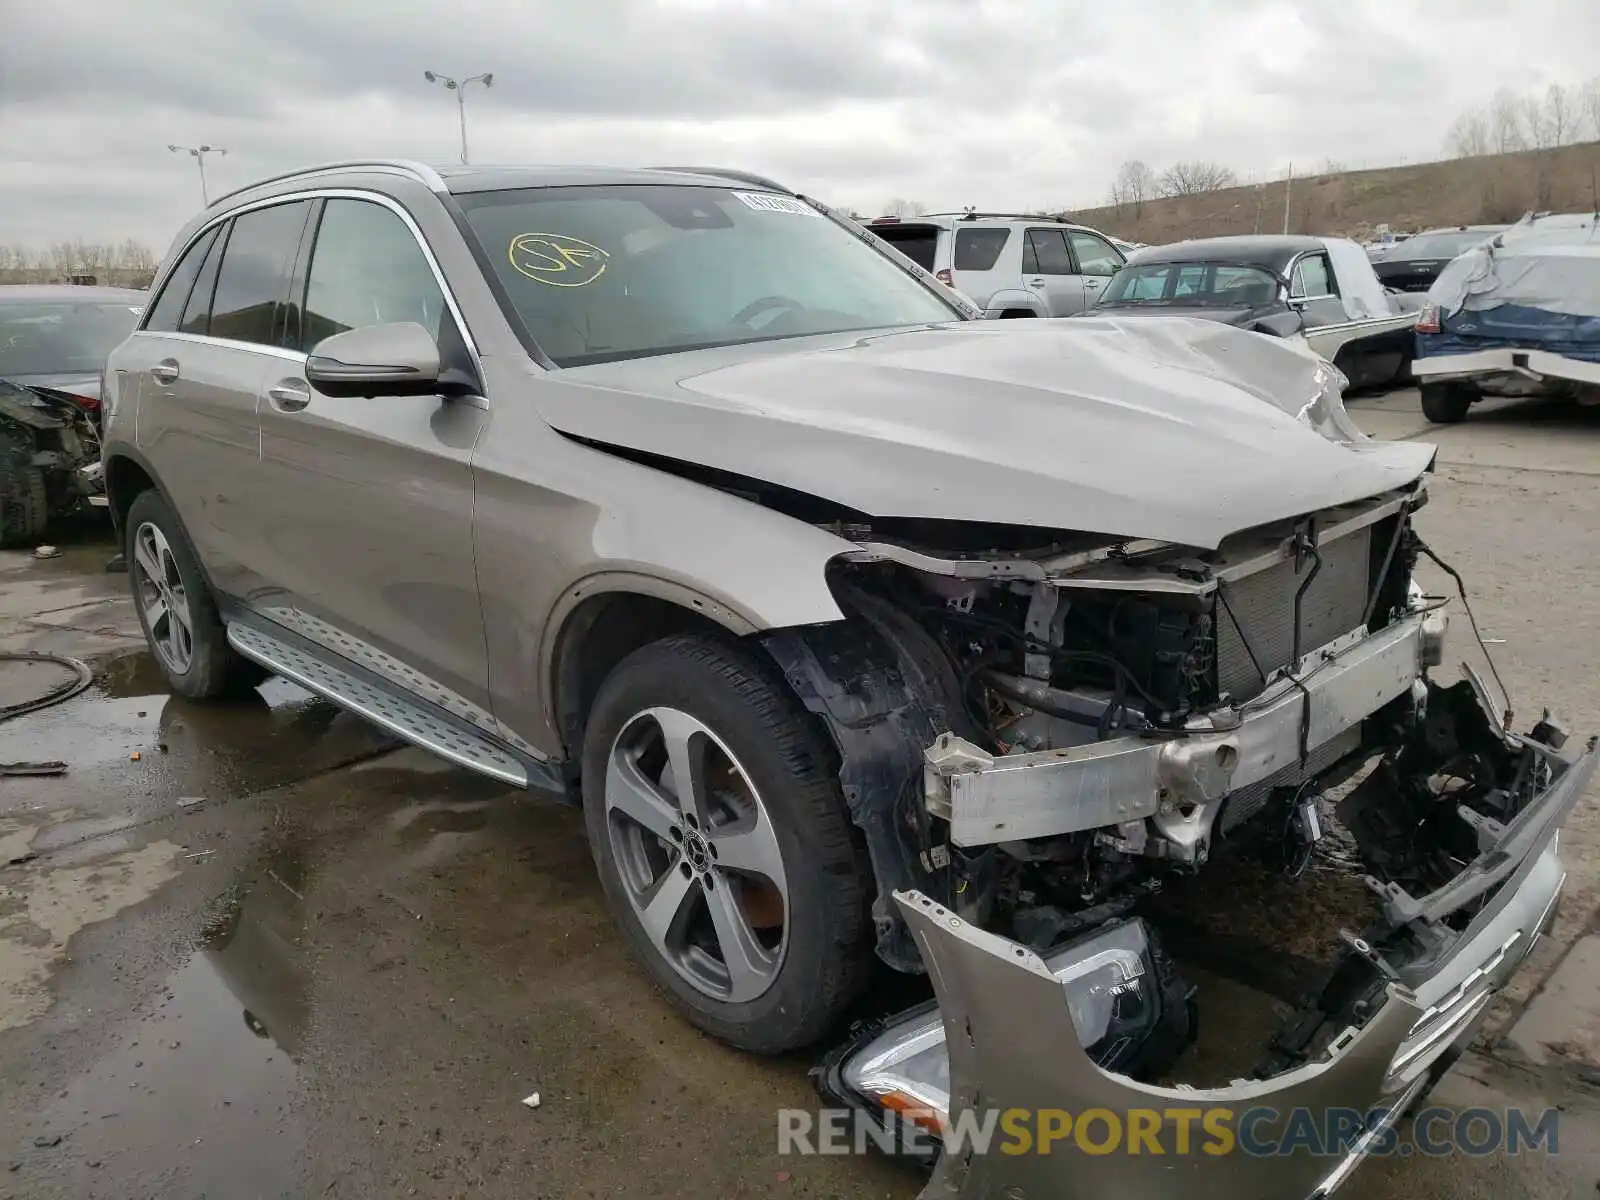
[544, 574, 768, 769]
[104, 447, 225, 596]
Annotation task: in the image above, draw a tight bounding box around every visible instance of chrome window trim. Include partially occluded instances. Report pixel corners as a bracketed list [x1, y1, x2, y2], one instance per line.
[1286, 249, 1338, 300]
[138, 330, 307, 363]
[139, 187, 483, 369]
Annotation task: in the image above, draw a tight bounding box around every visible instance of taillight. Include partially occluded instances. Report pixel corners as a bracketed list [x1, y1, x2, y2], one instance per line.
[68, 393, 100, 412]
[1415, 303, 1440, 335]
[935, 269, 954, 286]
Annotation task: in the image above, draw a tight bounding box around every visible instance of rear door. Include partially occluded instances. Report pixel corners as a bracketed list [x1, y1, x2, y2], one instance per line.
[1065, 229, 1125, 309]
[127, 201, 313, 599]
[948, 225, 1012, 306]
[251, 195, 493, 725]
[1022, 228, 1085, 315]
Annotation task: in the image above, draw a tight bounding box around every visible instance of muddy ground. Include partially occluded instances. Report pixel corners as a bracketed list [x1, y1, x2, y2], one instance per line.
[3, 390, 1600, 1198]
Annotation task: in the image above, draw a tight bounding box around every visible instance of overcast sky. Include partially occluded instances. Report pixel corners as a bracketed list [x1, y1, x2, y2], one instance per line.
[2, 0, 1596, 255]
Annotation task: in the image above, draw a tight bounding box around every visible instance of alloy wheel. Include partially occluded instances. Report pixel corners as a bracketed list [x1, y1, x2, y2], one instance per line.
[131, 521, 195, 674]
[605, 706, 790, 1003]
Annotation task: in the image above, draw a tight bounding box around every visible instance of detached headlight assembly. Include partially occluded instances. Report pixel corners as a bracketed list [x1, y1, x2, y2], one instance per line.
[816, 917, 1192, 1155]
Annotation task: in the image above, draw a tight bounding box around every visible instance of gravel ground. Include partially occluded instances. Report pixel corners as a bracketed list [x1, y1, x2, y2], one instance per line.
[1, 388, 1598, 1199]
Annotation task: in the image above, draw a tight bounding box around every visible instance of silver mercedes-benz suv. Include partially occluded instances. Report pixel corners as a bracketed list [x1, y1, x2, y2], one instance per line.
[101, 159, 1591, 1199]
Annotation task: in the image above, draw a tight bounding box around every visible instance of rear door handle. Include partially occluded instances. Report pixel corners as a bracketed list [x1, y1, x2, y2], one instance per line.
[150, 359, 179, 385]
[1027, 278, 1046, 288]
[266, 380, 312, 412]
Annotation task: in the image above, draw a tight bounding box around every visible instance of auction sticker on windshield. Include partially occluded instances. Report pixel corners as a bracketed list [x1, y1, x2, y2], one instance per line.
[732, 192, 823, 217]
[508, 233, 610, 287]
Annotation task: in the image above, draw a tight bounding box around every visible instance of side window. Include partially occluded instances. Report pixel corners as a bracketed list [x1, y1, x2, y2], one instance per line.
[142, 226, 220, 333]
[209, 200, 312, 347]
[1122, 266, 1171, 300]
[300, 199, 450, 350]
[952, 227, 1010, 272]
[1291, 254, 1335, 298]
[1067, 230, 1123, 277]
[179, 223, 229, 335]
[1023, 229, 1072, 275]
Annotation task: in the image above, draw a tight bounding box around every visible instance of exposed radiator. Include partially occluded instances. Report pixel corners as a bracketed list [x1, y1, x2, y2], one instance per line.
[1221, 726, 1363, 832]
[1214, 527, 1372, 703]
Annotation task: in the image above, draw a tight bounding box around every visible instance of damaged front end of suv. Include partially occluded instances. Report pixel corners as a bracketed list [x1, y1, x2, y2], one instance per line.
[542, 311, 1591, 1198]
[796, 483, 1592, 1195]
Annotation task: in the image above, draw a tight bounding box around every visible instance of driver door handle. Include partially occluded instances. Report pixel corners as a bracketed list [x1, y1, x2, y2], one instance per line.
[150, 359, 179, 385]
[266, 380, 312, 412]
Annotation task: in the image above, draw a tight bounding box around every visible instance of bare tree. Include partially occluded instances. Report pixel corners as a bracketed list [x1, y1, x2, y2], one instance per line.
[1542, 83, 1576, 146]
[48, 241, 79, 279]
[1156, 159, 1237, 197]
[1446, 107, 1491, 158]
[1490, 88, 1527, 154]
[115, 238, 156, 275]
[1523, 95, 1555, 150]
[881, 197, 929, 217]
[1109, 159, 1155, 213]
[1585, 77, 1600, 140]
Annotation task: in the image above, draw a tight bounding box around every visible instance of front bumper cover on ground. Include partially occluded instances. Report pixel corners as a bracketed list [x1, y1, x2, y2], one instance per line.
[835, 719, 1596, 1199]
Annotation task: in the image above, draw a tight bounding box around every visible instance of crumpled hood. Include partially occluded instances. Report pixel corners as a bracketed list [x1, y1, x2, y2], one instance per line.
[541, 317, 1435, 549]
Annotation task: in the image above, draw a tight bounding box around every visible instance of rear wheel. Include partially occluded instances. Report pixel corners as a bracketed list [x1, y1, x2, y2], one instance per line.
[126, 489, 264, 699]
[582, 633, 871, 1053]
[1420, 382, 1473, 424]
[0, 465, 48, 549]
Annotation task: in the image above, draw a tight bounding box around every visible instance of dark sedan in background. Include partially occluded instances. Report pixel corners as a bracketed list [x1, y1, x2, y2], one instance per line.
[1085, 235, 1423, 389]
[0, 285, 143, 545]
[1370, 225, 1507, 292]
[0, 284, 145, 420]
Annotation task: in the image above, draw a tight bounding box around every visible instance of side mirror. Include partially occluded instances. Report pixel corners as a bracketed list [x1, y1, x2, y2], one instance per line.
[306, 322, 442, 398]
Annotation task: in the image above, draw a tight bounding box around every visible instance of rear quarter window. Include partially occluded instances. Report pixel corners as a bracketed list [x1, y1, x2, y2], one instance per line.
[953, 227, 1010, 272]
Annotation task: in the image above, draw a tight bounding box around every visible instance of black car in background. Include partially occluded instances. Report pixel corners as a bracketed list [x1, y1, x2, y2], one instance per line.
[1370, 225, 1507, 292]
[1085, 235, 1424, 389]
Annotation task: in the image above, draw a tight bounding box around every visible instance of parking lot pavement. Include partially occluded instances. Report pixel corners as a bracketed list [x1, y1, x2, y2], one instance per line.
[2, 389, 1599, 1198]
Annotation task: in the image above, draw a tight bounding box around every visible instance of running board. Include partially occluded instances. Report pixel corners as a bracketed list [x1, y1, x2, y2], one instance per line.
[227, 621, 531, 787]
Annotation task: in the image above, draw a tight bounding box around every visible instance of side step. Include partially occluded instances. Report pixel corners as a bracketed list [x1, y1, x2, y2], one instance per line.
[227, 621, 530, 787]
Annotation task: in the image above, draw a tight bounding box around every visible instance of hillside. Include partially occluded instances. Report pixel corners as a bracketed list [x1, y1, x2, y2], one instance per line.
[1069, 141, 1600, 245]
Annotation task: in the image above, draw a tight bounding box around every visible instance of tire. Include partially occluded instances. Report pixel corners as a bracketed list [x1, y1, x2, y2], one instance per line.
[581, 633, 872, 1054]
[0, 463, 49, 549]
[1420, 382, 1473, 424]
[125, 489, 265, 699]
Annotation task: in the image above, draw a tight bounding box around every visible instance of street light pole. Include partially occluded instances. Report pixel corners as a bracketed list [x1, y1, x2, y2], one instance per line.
[168, 144, 227, 205]
[423, 71, 494, 165]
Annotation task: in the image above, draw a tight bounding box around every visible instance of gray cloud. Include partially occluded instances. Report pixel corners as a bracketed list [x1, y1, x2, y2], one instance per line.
[2, 0, 1597, 254]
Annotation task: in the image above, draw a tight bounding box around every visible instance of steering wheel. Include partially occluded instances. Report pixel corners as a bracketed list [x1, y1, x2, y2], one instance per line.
[731, 295, 805, 328]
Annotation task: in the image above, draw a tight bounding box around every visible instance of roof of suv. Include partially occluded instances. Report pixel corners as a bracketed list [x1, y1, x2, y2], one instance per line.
[206, 159, 798, 212]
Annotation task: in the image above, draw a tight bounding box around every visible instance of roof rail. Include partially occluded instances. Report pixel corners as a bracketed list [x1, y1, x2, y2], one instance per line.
[919, 210, 1074, 223]
[648, 166, 793, 194]
[207, 159, 449, 209]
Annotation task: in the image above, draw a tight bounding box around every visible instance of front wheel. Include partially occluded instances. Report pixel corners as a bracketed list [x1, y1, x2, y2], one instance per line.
[581, 634, 872, 1053]
[1420, 382, 1473, 424]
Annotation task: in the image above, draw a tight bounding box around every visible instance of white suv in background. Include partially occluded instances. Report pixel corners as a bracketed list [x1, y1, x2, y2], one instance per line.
[866, 212, 1127, 317]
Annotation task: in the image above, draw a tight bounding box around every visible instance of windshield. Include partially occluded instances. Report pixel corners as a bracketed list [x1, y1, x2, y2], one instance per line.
[1099, 262, 1280, 307]
[1394, 230, 1496, 259]
[0, 298, 141, 377]
[458, 185, 962, 366]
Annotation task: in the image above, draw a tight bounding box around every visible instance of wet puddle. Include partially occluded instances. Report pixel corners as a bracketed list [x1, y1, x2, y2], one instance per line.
[16, 840, 314, 1199]
[0, 648, 401, 854]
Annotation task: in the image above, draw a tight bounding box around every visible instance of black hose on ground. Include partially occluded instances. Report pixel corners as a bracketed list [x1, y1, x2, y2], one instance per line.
[0, 650, 94, 723]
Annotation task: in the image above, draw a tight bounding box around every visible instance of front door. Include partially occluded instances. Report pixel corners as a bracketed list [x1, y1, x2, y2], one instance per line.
[251, 195, 494, 727]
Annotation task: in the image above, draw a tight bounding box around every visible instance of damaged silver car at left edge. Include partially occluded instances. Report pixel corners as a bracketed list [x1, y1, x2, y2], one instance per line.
[537, 316, 1594, 1198]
